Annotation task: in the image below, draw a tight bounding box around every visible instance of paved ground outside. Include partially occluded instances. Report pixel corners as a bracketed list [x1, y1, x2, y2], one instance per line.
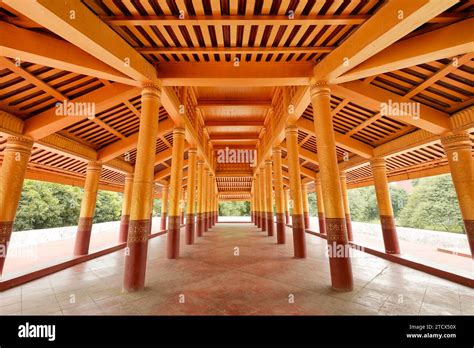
[2, 216, 472, 281]
[0, 222, 472, 315]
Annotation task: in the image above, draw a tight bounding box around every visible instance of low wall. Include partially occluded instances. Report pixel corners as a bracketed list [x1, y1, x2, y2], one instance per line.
[9, 218, 161, 248]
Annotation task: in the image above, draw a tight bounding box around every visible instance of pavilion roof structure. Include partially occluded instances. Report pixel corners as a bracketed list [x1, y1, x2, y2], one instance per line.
[0, 0, 473, 198]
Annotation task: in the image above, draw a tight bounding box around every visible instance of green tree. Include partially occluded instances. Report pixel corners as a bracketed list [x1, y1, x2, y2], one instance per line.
[14, 181, 62, 231]
[347, 185, 407, 223]
[53, 185, 82, 226]
[94, 190, 122, 223]
[13, 180, 124, 231]
[218, 201, 249, 216]
[398, 174, 463, 233]
[308, 192, 317, 216]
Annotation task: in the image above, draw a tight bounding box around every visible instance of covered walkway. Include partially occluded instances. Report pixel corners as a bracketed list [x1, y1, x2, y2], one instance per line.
[0, 0, 473, 318]
[0, 223, 471, 315]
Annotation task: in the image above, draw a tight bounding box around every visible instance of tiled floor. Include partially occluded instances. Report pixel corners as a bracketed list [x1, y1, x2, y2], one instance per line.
[0, 223, 472, 315]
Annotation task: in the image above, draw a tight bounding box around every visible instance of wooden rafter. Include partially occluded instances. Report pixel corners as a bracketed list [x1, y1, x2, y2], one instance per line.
[335, 18, 474, 84]
[312, 0, 458, 82]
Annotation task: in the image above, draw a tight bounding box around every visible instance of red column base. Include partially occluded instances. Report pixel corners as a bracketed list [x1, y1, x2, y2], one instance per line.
[380, 215, 400, 254]
[276, 213, 285, 244]
[464, 220, 474, 258]
[160, 213, 167, 231]
[291, 214, 307, 258]
[285, 212, 290, 224]
[325, 217, 354, 291]
[303, 212, 310, 230]
[185, 213, 195, 245]
[204, 212, 208, 232]
[266, 211, 274, 236]
[118, 215, 130, 243]
[167, 216, 181, 259]
[345, 214, 353, 242]
[261, 213, 267, 231]
[318, 212, 326, 234]
[122, 219, 150, 292]
[73, 217, 93, 256]
[0, 221, 14, 276]
[196, 213, 204, 237]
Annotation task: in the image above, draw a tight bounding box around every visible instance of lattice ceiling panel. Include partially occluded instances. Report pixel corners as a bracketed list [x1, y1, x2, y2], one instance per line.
[371, 55, 474, 114]
[0, 61, 105, 119]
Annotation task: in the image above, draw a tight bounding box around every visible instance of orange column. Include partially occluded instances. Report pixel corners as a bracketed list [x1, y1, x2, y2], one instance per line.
[310, 82, 353, 291]
[196, 160, 205, 237]
[149, 183, 154, 234]
[315, 175, 326, 234]
[272, 147, 286, 244]
[185, 148, 197, 244]
[285, 125, 307, 258]
[250, 184, 254, 223]
[119, 173, 134, 243]
[0, 136, 33, 275]
[167, 127, 186, 259]
[441, 132, 474, 257]
[264, 159, 274, 236]
[74, 161, 102, 256]
[340, 171, 353, 242]
[259, 166, 267, 232]
[180, 190, 186, 225]
[160, 183, 169, 231]
[203, 167, 210, 232]
[211, 180, 215, 226]
[214, 180, 218, 224]
[123, 83, 161, 292]
[254, 173, 261, 228]
[370, 158, 400, 254]
[301, 183, 310, 229]
[209, 174, 215, 228]
[215, 181, 218, 224]
[284, 188, 290, 224]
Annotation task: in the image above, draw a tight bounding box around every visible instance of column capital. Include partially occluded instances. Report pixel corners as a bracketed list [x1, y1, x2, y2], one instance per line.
[370, 157, 386, 169]
[188, 148, 198, 154]
[5, 135, 34, 154]
[259, 166, 265, 173]
[265, 159, 273, 165]
[272, 147, 282, 154]
[87, 160, 102, 171]
[309, 80, 331, 99]
[285, 124, 298, 134]
[441, 132, 471, 151]
[125, 173, 134, 181]
[172, 127, 186, 136]
[141, 83, 161, 99]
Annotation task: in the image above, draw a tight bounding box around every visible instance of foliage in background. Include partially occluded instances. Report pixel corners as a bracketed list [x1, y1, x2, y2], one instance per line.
[397, 175, 463, 233]
[346, 186, 408, 223]
[13, 180, 123, 231]
[345, 174, 463, 233]
[218, 201, 250, 216]
[13, 174, 464, 234]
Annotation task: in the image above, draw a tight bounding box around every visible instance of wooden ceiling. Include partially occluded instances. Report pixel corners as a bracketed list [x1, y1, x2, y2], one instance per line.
[0, 0, 473, 199]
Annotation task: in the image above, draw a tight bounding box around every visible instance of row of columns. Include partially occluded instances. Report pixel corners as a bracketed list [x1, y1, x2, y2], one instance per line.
[120, 84, 219, 291]
[0, 81, 472, 298]
[249, 82, 474, 291]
